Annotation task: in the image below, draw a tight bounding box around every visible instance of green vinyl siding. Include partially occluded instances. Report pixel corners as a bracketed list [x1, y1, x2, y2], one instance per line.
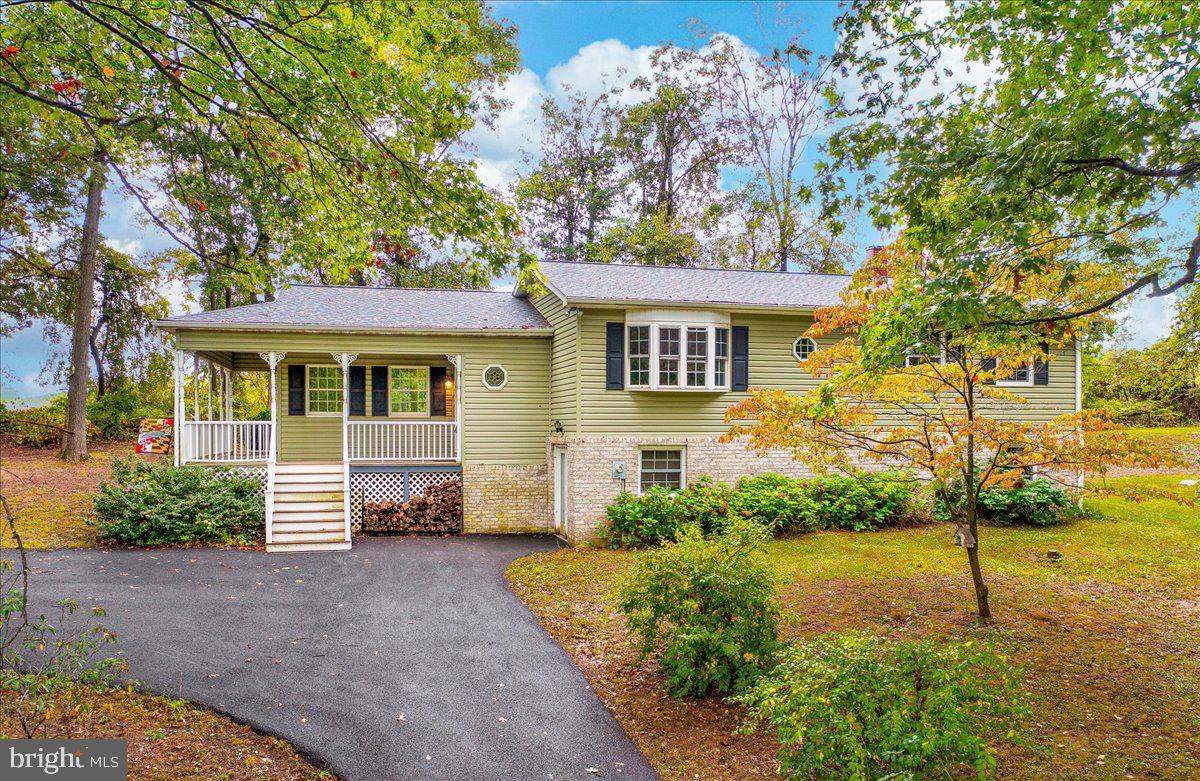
[574, 308, 1078, 435]
[530, 293, 580, 433]
[174, 330, 550, 464]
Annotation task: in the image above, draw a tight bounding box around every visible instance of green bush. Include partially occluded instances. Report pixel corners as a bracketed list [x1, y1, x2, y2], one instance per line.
[88, 386, 160, 440]
[0, 402, 67, 448]
[936, 477, 1073, 527]
[673, 476, 738, 535]
[807, 471, 918, 531]
[600, 487, 685, 548]
[93, 458, 264, 546]
[736, 632, 1028, 780]
[618, 521, 780, 698]
[732, 473, 820, 533]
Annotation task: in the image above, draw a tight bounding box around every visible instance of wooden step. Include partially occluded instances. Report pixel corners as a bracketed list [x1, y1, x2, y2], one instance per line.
[270, 508, 344, 522]
[270, 530, 348, 544]
[273, 500, 343, 514]
[267, 540, 352, 553]
[274, 481, 345, 493]
[275, 472, 343, 484]
[275, 462, 343, 474]
[274, 491, 343, 503]
[270, 523, 345, 535]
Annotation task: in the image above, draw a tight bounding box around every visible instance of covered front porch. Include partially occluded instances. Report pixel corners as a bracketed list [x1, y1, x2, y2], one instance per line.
[171, 348, 463, 551]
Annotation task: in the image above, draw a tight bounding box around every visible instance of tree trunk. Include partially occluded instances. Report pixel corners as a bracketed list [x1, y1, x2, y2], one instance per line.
[60, 154, 107, 461]
[964, 400, 992, 621]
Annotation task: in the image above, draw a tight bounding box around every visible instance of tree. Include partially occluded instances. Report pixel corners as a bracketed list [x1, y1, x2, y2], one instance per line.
[603, 45, 742, 267]
[704, 18, 845, 272]
[824, 1, 1198, 325]
[515, 92, 624, 263]
[1, 0, 524, 459]
[726, 247, 1184, 621]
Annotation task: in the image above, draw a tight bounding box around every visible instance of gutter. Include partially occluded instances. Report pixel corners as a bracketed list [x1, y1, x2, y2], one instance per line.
[153, 321, 554, 337]
[559, 298, 829, 314]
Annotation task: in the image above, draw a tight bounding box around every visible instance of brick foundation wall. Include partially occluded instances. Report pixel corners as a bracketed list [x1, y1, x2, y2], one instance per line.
[462, 463, 552, 534]
[550, 435, 819, 543]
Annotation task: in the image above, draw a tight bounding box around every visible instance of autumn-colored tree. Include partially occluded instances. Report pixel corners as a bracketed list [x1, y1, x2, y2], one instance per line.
[726, 247, 1185, 621]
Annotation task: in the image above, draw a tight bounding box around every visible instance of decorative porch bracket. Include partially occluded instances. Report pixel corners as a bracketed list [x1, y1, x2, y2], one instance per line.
[444, 354, 461, 371]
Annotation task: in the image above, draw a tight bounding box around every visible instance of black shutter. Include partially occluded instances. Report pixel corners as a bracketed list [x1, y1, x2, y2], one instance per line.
[1033, 358, 1049, 385]
[348, 365, 366, 416]
[606, 322, 624, 390]
[287, 365, 305, 415]
[371, 366, 388, 416]
[732, 326, 749, 391]
[430, 366, 447, 416]
[980, 358, 997, 385]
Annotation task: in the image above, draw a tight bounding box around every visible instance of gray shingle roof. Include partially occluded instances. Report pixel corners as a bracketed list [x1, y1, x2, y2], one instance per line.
[158, 285, 551, 331]
[537, 260, 850, 309]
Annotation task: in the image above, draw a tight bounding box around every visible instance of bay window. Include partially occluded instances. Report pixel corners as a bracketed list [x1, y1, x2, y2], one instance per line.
[627, 320, 730, 391]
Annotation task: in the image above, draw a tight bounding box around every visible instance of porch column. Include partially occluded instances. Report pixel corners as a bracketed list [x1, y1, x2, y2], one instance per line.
[258, 352, 286, 463]
[446, 354, 462, 462]
[224, 367, 233, 420]
[206, 359, 214, 421]
[331, 352, 358, 543]
[173, 350, 187, 466]
[192, 353, 201, 421]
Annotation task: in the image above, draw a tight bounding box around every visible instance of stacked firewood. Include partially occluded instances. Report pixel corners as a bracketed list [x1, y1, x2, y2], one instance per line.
[361, 477, 462, 534]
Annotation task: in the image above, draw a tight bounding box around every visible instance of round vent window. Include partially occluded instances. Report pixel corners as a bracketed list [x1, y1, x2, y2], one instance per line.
[482, 364, 508, 390]
[793, 337, 817, 362]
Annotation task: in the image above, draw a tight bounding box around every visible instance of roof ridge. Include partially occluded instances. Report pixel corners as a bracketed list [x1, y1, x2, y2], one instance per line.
[537, 259, 852, 279]
[289, 283, 512, 294]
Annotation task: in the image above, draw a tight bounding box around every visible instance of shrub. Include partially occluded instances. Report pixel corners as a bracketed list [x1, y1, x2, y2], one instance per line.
[936, 477, 1073, 527]
[673, 476, 739, 535]
[89, 386, 159, 440]
[807, 471, 919, 531]
[93, 458, 264, 546]
[618, 521, 780, 698]
[736, 632, 1028, 780]
[732, 473, 820, 533]
[600, 487, 685, 548]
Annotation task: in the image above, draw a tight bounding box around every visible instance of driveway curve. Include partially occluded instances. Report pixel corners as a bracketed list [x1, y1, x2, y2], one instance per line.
[18, 536, 656, 781]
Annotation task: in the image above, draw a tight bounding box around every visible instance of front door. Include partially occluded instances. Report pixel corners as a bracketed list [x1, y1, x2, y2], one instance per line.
[553, 446, 568, 536]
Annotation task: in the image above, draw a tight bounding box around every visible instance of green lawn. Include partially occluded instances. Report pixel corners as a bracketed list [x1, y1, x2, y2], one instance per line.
[508, 475, 1200, 781]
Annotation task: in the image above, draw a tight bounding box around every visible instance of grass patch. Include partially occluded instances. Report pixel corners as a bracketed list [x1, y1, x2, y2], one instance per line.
[508, 477, 1200, 780]
[1, 682, 332, 780]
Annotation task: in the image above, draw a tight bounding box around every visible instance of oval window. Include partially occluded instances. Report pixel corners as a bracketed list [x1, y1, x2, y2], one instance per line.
[793, 337, 817, 362]
[482, 364, 508, 390]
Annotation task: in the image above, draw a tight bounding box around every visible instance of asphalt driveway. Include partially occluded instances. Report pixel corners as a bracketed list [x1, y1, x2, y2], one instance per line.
[15, 536, 656, 780]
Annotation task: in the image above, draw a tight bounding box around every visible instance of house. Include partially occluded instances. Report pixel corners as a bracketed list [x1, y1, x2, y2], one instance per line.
[155, 260, 1082, 551]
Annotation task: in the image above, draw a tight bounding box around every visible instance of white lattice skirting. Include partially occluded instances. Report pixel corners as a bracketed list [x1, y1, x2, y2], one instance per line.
[350, 469, 461, 533]
[205, 465, 267, 497]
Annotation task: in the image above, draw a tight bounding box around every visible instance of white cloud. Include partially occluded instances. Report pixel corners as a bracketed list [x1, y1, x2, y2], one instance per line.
[544, 39, 658, 102]
[1115, 291, 1175, 349]
[104, 236, 143, 256]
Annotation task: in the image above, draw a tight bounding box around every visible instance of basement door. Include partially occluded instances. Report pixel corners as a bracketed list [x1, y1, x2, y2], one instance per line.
[553, 446, 568, 536]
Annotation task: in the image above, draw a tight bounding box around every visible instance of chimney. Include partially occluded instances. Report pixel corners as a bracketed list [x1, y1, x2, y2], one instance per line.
[865, 245, 885, 261]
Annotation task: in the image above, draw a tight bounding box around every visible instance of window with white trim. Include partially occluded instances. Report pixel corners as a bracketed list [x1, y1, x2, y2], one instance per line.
[389, 366, 429, 415]
[628, 325, 650, 387]
[627, 322, 730, 391]
[307, 366, 342, 415]
[482, 364, 508, 390]
[714, 328, 728, 387]
[793, 337, 817, 362]
[997, 362, 1032, 386]
[640, 448, 685, 491]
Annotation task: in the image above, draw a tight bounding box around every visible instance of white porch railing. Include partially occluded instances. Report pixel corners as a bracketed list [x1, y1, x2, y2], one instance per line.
[180, 421, 272, 463]
[346, 421, 459, 462]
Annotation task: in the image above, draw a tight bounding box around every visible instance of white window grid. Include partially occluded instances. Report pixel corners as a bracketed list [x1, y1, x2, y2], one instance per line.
[639, 448, 685, 492]
[482, 364, 509, 390]
[389, 365, 429, 416]
[306, 365, 342, 415]
[793, 337, 817, 362]
[628, 323, 730, 391]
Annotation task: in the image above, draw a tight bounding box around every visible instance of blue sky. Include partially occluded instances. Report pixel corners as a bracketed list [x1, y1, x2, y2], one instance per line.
[0, 1, 1182, 400]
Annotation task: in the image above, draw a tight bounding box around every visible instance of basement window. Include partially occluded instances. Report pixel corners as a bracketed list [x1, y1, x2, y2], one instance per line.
[640, 448, 685, 492]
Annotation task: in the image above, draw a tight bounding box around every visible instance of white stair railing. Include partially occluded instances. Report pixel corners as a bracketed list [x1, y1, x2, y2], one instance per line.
[345, 421, 459, 462]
